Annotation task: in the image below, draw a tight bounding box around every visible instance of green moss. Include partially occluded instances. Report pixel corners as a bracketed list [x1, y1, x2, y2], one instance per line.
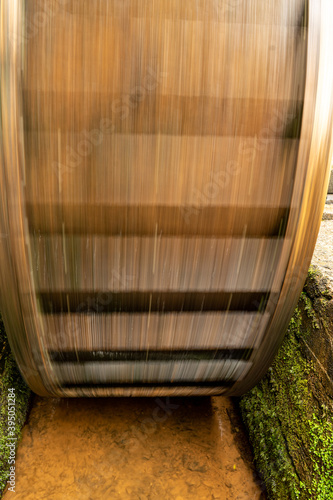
[0, 315, 31, 495]
[308, 411, 333, 499]
[305, 266, 333, 301]
[299, 292, 320, 331]
[240, 275, 333, 500]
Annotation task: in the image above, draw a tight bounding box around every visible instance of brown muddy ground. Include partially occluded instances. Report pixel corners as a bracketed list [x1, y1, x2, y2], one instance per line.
[3, 396, 266, 500]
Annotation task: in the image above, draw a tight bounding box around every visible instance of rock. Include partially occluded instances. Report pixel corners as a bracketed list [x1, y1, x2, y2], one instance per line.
[186, 462, 208, 473]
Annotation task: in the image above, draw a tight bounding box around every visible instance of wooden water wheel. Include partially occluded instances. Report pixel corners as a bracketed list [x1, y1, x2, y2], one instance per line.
[0, 0, 332, 396]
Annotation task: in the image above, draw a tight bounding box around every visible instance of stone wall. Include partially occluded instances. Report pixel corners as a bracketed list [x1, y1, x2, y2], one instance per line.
[239, 267, 333, 500]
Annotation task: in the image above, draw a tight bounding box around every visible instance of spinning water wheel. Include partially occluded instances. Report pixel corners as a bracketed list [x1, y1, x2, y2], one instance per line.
[0, 0, 332, 396]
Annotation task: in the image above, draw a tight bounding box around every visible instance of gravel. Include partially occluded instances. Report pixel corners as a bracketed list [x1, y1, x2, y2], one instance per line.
[311, 203, 333, 286]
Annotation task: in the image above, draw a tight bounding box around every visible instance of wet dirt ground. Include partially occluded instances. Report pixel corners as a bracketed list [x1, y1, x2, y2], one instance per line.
[3, 396, 266, 500]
